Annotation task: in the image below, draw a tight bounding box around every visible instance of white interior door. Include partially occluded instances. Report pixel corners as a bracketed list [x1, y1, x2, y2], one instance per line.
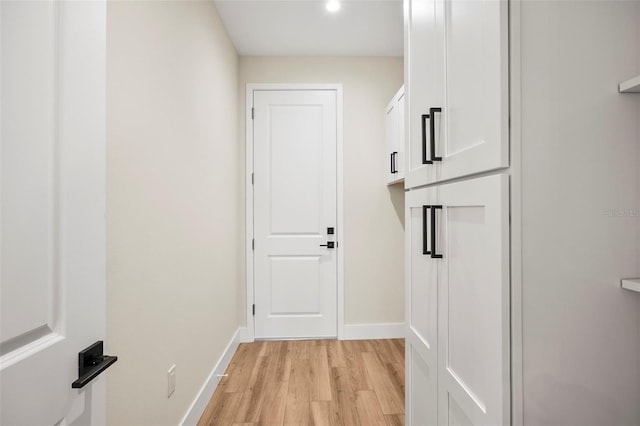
[405, 185, 439, 426]
[436, 174, 510, 425]
[253, 89, 338, 339]
[0, 1, 107, 424]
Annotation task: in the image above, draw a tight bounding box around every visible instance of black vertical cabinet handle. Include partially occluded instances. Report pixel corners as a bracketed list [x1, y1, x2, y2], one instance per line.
[430, 205, 443, 258]
[421, 114, 432, 165]
[430, 107, 443, 162]
[422, 206, 431, 255]
[391, 152, 398, 174]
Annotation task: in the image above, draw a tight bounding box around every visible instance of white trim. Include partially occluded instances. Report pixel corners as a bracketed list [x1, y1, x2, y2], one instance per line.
[180, 328, 241, 426]
[238, 327, 252, 343]
[509, 0, 524, 425]
[245, 85, 255, 342]
[342, 323, 405, 340]
[336, 85, 345, 340]
[245, 83, 345, 341]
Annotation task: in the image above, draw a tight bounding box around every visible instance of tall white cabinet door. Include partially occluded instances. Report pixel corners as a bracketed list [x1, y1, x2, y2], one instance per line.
[436, 174, 510, 425]
[405, 0, 438, 189]
[405, 186, 439, 426]
[436, 0, 509, 183]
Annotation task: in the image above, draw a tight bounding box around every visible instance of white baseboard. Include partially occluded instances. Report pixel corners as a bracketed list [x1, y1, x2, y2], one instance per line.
[342, 322, 405, 340]
[180, 328, 241, 426]
[238, 326, 253, 343]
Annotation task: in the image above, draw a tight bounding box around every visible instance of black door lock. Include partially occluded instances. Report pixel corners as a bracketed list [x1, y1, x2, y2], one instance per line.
[327, 227, 334, 235]
[320, 241, 335, 249]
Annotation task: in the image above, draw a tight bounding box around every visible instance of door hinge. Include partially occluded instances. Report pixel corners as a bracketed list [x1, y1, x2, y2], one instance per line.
[251, 173, 254, 185]
[252, 304, 255, 316]
[251, 107, 254, 119]
[252, 238, 255, 250]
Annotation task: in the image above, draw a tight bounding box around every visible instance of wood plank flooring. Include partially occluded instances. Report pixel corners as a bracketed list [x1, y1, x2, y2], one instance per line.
[197, 339, 405, 426]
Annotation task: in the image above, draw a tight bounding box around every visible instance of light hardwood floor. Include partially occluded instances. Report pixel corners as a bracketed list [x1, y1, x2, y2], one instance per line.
[197, 339, 405, 426]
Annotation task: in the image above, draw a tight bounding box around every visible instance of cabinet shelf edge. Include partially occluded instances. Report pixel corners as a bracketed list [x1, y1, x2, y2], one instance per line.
[619, 75, 640, 93]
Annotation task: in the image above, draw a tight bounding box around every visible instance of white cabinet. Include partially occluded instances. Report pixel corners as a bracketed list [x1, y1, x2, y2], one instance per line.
[385, 85, 405, 185]
[404, 0, 509, 190]
[405, 173, 510, 426]
[405, 1, 640, 424]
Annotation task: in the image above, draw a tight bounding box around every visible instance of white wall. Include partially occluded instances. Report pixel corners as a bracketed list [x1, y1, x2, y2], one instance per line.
[238, 56, 405, 326]
[520, 1, 640, 424]
[106, 1, 241, 424]
[637, 4, 640, 386]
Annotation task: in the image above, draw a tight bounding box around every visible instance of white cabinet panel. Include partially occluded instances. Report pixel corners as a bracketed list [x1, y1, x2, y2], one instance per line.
[437, 174, 510, 426]
[405, 184, 438, 426]
[396, 91, 406, 176]
[407, 187, 438, 351]
[405, 0, 438, 188]
[438, 0, 509, 182]
[408, 345, 437, 426]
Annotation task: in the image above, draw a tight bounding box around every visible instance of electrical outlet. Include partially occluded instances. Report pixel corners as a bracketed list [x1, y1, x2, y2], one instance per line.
[167, 364, 176, 398]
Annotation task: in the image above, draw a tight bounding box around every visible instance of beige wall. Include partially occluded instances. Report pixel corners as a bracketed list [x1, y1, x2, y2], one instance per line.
[239, 57, 405, 325]
[106, 1, 241, 424]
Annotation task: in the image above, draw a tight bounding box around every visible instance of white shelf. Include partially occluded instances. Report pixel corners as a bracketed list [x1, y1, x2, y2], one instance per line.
[621, 278, 640, 292]
[619, 75, 640, 93]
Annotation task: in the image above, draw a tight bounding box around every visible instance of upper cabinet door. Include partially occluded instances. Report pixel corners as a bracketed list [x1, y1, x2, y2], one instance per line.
[405, 0, 439, 188]
[405, 0, 509, 189]
[395, 90, 406, 181]
[386, 85, 406, 185]
[438, 0, 509, 181]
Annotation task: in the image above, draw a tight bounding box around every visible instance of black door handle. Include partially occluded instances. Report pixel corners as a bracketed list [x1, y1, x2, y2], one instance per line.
[320, 241, 335, 249]
[429, 107, 442, 162]
[72, 341, 118, 389]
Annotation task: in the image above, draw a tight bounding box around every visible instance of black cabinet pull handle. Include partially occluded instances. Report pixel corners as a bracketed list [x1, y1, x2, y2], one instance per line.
[72, 341, 117, 389]
[391, 152, 398, 174]
[421, 115, 432, 165]
[429, 107, 442, 162]
[430, 205, 443, 258]
[422, 205, 431, 255]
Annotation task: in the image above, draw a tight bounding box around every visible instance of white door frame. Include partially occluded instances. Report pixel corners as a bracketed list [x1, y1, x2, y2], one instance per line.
[245, 83, 344, 341]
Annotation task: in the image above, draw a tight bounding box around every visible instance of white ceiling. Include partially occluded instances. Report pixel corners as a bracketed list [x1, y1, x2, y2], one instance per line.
[213, 0, 403, 57]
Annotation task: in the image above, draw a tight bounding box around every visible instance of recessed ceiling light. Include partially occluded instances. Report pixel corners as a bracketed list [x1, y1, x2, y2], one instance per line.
[326, 0, 341, 12]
